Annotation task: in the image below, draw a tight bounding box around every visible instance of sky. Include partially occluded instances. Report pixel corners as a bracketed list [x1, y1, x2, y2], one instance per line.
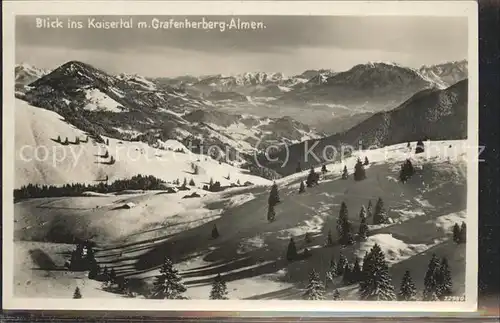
[15, 15, 468, 77]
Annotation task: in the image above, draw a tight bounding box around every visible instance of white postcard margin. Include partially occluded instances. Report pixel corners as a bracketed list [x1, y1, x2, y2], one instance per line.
[2, 0, 479, 313]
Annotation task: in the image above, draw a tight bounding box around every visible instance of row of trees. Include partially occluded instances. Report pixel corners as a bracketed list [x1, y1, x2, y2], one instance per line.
[303, 243, 454, 301]
[14, 174, 166, 199]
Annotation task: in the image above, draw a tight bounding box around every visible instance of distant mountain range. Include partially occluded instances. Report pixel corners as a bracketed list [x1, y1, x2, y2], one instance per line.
[14, 59, 468, 179]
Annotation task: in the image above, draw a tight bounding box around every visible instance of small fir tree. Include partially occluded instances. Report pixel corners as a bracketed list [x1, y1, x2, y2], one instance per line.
[57, 135, 61, 143]
[399, 159, 415, 183]
[337, 202, 354, 246]
[367, 200, 373, 218]
[436, 257, 453, 299]
[321, 164, 328, 174]
[211, 224, 220, 239]
[75, 137, 80, 144]
[306, 167, 319, 187]
[452, 223, 461, 243]
[364, 156, 369, 166]
[342, 264, 353, 285]
[73, 286, 82, 299]
[351, 258, 362, 283]
[415, 140, 425, 154]
[326, 258, 337, 282]
[268, 182, 280, 206]
[286, 238, 298, 261]
[182, 178, 187, 188]
[267, 205, 276, 222]
[353, 158, 367, 181]
[209, 274, 229, 300]
[189, 178, 195, 186]
[298, 181, 306, 194]
[459, 222, 467, 243]
[333, 289, 342, 300]
[373, 198, 388, 225]
[64, 137, 69, 145]
[398, 270, 417, 301]
[341, 165, 348, 180]
[336, 253, 348, 276]
[303, 269, 325, 300]
[358, 215, 369, 241]
[326, 229, 334, 247]
[150, 257, 187, 299]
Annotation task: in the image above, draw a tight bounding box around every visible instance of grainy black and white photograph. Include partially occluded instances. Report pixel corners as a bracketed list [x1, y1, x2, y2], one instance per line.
[3, 1, 478, 311]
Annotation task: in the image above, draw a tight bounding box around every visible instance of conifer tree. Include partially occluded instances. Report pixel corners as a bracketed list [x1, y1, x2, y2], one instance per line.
[303, 269, 325, 300]
[373, 198, 388, 225]
[407, 142, 411, 149]
[88, 262, 100, 280]
[367, 200, 373, 219]
[102, 266, 109, 281]
[209, 178, 214, 187]
[189, 178, 195, 186]
[57, 135, 61, 143]
[398, 270, 417, 301]
[150, 256, 187, 299]
[336, 253, 348, 276]
[286, 238, 298, 261]
[182, 178, 187, 188]
[364, 156, 369, 166]
[333, 289, 342, 300]
[75, 137, 80, 144]
[106, 138, 110, 145]
[321, 164, 328, 174]
[415, 140, 425, 154]
[73, 286, 82, 299]
[268, 182, 280, 206]
[342, 264, 353, 285]
[459, 222, 467, 243]
[298, 181, 306, 194]
[358, 215, 369, 241]
[452, 223, 461, 243]
[306, 167, 319, 187]
[399, 159, 415, 183]
[436, 257, 453, 299]
[359, 243, 396, 300]
[351, 258, 362, 283]
[337, 202, 354, 246]
[423, 254, 441, 301]
[211, 224, 220, 239]
[267, 204, 276, 222]
[353, 158, 367, 181]
[209, 274, 229, 300]
[326, 258, 337, 282]
[341, 165, 348, 180]
[109, 268, 117, 283]
[64, 137, 69, 145]
[326, 229, 334, 247]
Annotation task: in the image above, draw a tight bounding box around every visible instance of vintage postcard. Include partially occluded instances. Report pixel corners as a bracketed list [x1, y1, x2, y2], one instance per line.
[3, 0, 478, 313]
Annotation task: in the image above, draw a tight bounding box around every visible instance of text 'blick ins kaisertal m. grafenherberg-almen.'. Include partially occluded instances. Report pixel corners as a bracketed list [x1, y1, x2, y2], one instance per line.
[35, 17, 267, 31]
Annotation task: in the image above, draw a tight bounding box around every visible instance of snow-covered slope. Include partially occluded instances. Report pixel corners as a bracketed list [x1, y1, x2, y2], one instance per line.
[14, 138, 468, 300]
